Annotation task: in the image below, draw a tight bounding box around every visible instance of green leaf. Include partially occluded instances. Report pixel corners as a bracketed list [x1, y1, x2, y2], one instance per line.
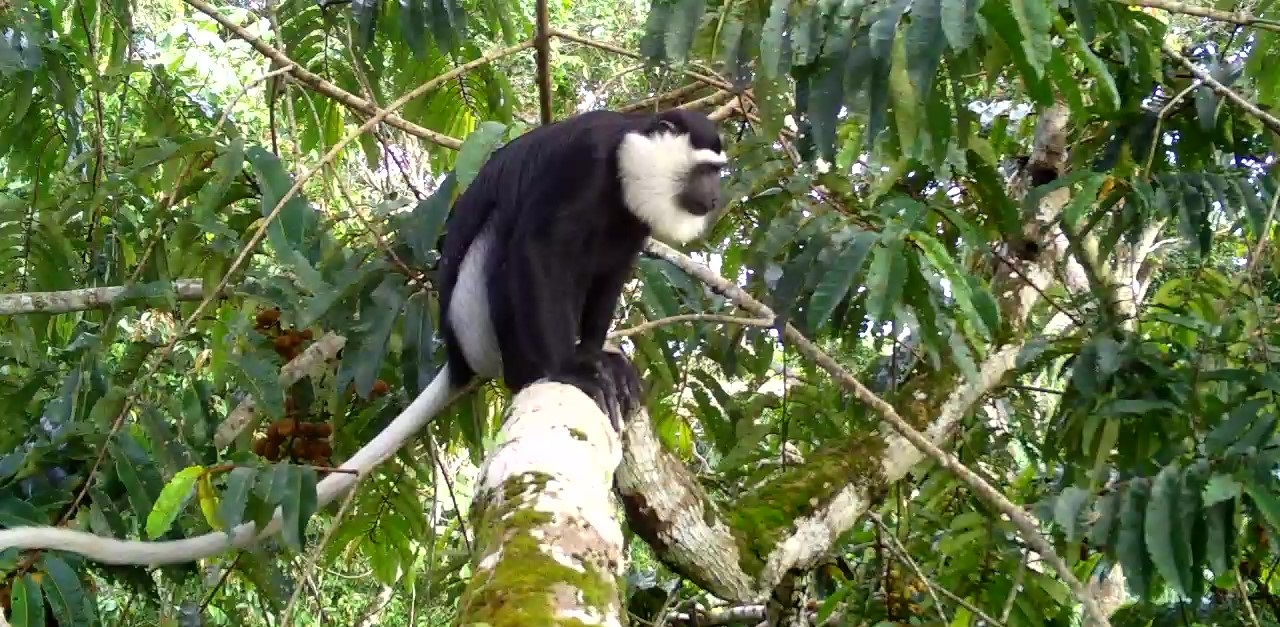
[1054, 486, 1091, 541]
[1204, 397, 1267, 455]
[760, 0, 790, 78]
[245, 146, 321, 257]
[1181, 460, 1210, 599]
[280, 465, 319, 552]
[399, 0, 429, 57]
[912, 232, 994, 340]
[1065, 29, 1120, 112]
[1244, 475, 1280, 536]
[0, 497, 45, 527]
[195, 138, 246, 226]
[665, 0, 707, 64]
[337, 275, 410, 399]
[454, 122, 507, 191]
[9, 575, 44, 627]
[426, 0, 465, 53]
[942, 0, 982, 50]
[905, 0, 945, 102]
[888, 29, 920, 153]
[404, 171, 460, 264]
[1087, 490, 1121, 550]
[111, 440, 159, 526]
[1009, 0, 1051, 75]
[230, 352, 285, 418]
[1203, 500, 1234, 575]
[401, 292, 439, 398]
[1225, 409, 1278, 455]
[218, 467, 258, 534]
[1072, 0, 1096, 41]
[351, 0, 379, 49]
[37, 555, 86, 627]
[807, 231, 876, 330]
[865, 229, 907, 322]
[146, 465, 204, 539]
[1062, 172, 1106, 228]
[1145, 463, 1189, 596]
[802, 16, 855, 160]
[1203, 474, 1241, 506]
[1117, 478, 1152, 598]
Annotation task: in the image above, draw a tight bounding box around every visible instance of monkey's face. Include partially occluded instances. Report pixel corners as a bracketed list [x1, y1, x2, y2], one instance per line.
[617, 110, 729, 244]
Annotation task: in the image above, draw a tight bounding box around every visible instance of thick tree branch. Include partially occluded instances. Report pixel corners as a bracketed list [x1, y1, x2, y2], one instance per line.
[1162, 43, 1280, 136]
[456, 382, 626, 624]
[1113, 0, 1280, 32]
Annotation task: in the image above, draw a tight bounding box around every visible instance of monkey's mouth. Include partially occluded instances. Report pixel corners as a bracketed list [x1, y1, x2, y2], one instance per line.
[680, 170, 722, 216]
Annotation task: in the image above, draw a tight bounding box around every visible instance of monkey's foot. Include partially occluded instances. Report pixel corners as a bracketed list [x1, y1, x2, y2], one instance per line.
[551, 350, 644, 431]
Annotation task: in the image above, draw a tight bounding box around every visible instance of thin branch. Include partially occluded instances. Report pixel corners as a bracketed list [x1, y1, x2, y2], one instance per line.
[620, 83, 709, 113]
[0, 279, 208, 315]
[1113, 0, 1280, 33]
[280, 472, 364, 627]
[183, 0, 468, 149]
[870, 512, 1006, 626]
[608, 313, 773, 339]
[1162, 43, 1280, 136]
[534, 0, 553, 124]
[1236, 567, 1264, 627]
[868, 514, 950, 625]
[645, 240, 1112, 627]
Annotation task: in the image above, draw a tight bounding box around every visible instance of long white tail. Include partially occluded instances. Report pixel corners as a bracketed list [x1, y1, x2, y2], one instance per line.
[0, 369, 456, 566]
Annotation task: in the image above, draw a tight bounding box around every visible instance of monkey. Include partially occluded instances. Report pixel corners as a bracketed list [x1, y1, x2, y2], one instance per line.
[0, 108, 729, 566]
[437, 107, 727, 427]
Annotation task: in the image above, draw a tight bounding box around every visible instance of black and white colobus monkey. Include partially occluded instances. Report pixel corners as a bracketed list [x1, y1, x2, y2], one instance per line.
[0, 108, 728, 565]
[425, 107, 728, 425]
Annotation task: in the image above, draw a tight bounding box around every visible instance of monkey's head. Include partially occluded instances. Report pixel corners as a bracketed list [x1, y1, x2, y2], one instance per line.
[617, 109, 728, 244]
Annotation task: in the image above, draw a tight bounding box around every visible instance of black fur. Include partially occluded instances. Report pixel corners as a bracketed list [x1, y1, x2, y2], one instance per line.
[434, 109, 722, 427]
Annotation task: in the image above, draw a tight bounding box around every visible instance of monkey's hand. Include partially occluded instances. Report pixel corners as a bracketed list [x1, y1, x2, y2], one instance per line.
[551, 348, 644, 431]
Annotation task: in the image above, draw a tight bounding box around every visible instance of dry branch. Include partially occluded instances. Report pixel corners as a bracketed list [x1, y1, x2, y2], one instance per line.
[1113, 0, 1280, 32]
[183, 0, 467, 149]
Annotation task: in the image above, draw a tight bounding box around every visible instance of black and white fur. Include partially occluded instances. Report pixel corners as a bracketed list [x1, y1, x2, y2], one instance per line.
[428, 107, 727, 424]
[0, 108, 727, 565]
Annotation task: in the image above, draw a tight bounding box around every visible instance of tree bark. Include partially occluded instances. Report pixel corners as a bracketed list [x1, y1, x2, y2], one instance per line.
[455, 382, 627, 626]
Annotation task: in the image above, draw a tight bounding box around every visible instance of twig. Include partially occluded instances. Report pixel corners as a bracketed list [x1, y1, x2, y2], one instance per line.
[644, 239, 1112, 627]
[608, 314, 773, 339]
[535, 0, 553, 124]
[1142, 82, 1199, 175]
[280, 471, 364, 627]
[1246, 175, 1280, 274]
[1162, 43, 1280, 136]
[183, 0, 466, 149]
[868, 514, 951, 625]
[620, 83, 709, 113]
[1236, 567, 1263, 627]
[1113, 0, 1280, 33]
[1001, 553, 1028, 622]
